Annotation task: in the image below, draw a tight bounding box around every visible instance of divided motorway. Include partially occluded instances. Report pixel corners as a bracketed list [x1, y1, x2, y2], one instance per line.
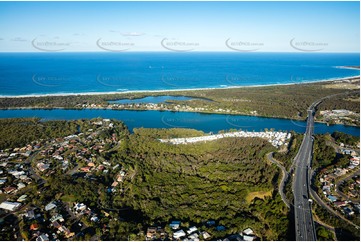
[293, 91, 358, 241]
[293, 105, 318, 241]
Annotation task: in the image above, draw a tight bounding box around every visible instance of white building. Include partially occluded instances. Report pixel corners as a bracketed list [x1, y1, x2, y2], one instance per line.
[74, 203, 87, 213]
[187, 226, 198, 234]
[36, 234, 49, 241]
[243, 228, 254, 235]
[45, 201, 57, 211]
[0, 201, 21, 211]
[173, 230, 186, 239]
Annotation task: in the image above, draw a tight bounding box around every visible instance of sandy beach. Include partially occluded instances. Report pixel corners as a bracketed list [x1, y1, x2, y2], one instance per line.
[0, 75, 359, 99]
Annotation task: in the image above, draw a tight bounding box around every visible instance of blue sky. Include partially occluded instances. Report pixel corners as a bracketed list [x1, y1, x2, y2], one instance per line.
[0, 1, 359, 52]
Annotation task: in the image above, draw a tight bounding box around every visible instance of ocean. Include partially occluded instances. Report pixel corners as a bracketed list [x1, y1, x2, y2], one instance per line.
[0, 52, 359, 96]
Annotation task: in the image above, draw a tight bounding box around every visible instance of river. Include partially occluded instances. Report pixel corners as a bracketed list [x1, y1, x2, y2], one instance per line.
[0, 109, 359, 136]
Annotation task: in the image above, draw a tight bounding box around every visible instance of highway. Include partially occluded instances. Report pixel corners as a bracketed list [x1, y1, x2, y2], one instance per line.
[293, 100, 321, 241]
[292, 90, 358, 241]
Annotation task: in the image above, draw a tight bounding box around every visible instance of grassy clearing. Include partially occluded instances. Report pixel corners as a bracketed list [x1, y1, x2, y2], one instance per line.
[61, 194, 77, 203]
[246, 190, 273, 204]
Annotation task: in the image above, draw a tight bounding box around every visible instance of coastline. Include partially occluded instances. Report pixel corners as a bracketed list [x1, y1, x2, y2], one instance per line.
[335, 66, 361, 70]
[0, 75, 359, 99]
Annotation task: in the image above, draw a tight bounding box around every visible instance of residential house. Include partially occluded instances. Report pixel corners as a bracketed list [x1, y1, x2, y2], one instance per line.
[52, 221, 61, 229]
[90, 215, 99, 222]
[50, 214, 64, 223]
[206, 220, 216, 227]
[343, 207, 355, 216]
[30, 223, 39, 231]
[243, 235, 255, 241]
[334, 201, 347, 207]
[26, 209, 35, 220]
[243, 228, 254, 236]
[37, 162, 50, 172]
[36, 233, 49, 241]
[170, 221, 181, 230]
[146, 227, 157, 239]
[17, 195, 28, 202]
[17, 182, 26, 190]
[216, 225, 226, 231]
[187, 226, 198, 235]
[201, 231, 211, 240]
[80, 166, 91, 172]
[74, 203, 87, 213]
[188, 232, 199, 241]
[0, 201, 21, 211]
[173, 230, 186, 239]
[3, 186, 17, 194]
[45, 201, 57, 211]
[327, 195, 338, 202]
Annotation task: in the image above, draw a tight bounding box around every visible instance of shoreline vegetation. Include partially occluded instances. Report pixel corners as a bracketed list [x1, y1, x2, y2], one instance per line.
[0, 75, 359, 127]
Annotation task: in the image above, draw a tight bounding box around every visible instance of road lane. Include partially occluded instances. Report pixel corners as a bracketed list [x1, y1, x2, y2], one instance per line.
[293, 106, 318, 240]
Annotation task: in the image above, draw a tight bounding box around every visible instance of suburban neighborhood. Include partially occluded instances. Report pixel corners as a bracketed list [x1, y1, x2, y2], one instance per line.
[0, 118, 263, 241]
[314, 141, 360, 225]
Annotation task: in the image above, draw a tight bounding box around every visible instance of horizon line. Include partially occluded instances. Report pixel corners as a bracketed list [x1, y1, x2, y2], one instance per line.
[0, 51, 360, 54]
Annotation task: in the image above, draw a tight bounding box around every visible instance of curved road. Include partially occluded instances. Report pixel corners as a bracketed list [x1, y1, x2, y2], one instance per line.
[335, 169, 360, 203]
[266, 152, 290, 208]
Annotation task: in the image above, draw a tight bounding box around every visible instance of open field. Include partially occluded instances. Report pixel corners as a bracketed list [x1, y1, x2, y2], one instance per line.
[245, 190, 273, 204]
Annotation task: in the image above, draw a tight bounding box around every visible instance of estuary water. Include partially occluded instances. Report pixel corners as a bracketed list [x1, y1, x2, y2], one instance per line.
[0, 109, 359, 136]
